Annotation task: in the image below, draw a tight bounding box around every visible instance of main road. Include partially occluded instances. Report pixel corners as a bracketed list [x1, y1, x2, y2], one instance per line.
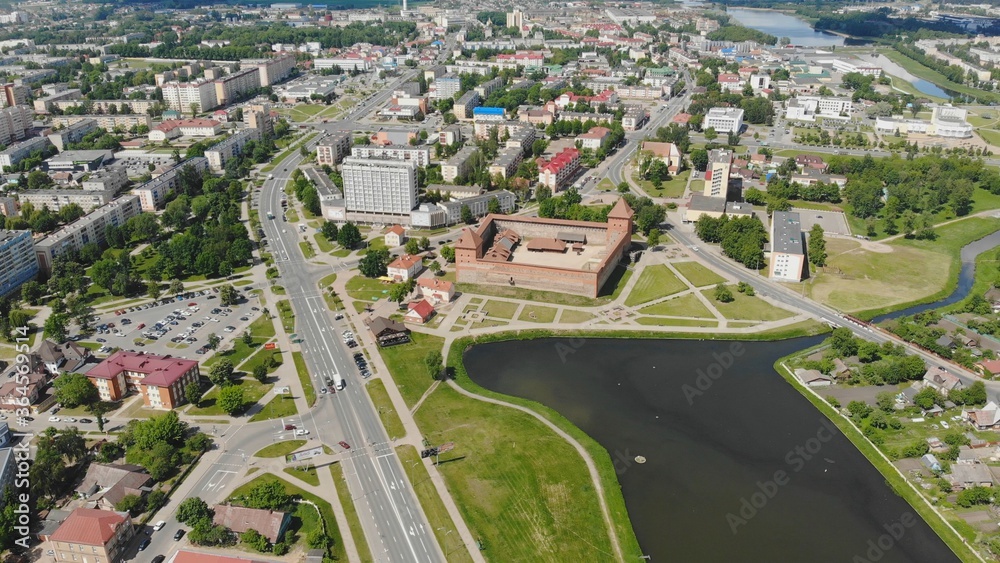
[259, 137, 443, 563]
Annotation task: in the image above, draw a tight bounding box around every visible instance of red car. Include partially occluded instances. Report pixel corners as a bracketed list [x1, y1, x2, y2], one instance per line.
[338, 441, 351, 450]
[284, 424, 296, 430]
[188, 302, 197, 307]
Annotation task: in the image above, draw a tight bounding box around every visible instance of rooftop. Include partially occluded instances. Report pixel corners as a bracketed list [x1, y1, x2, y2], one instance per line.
[87, 350, 196, 387]
[49, 508, 129, 546]
[771, 211, 803, 255]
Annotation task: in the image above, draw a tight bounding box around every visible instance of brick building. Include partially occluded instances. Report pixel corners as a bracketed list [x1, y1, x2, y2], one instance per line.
[86, 351, 200, 409]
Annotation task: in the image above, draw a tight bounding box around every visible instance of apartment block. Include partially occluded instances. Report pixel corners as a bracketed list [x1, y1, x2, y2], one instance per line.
[204, 129, 261, 172]
[454, 91, 481, 120]
[33, 88, 81, 113]
[214, 67, 261, 107]
[315, 131, 352, 166]
[81, 167, 129, 193]
[0, 230, 37, 297]
[313, 57, 371, 72]
[46, 509, 135, 563]
[19, 189, 115, 213]
[48, 119, 98, 151]
[52, 99, 158, 115]
[245, 103, 273, 137]
[342, 157, 418, 215]
[350, 144, 430, 166]
[0, 137, 51, 171]
[537, 147, 580, 190]
[86, 350, 200, 409]
[161, 80, 218, 113]
[430, 73, 460, 100]
[0, 106, 32, 147]
[770, 211, 805, 281]
[0, 84, 28, 108]
[703, 149, 732, 199]
[133, 157, 209, 211]
[489, 148, 522, 179]
[441, 146, 478, 183]
[33, 195, 142, 274]
[51, 113, 152, 132]
[247, 53, 296, 86]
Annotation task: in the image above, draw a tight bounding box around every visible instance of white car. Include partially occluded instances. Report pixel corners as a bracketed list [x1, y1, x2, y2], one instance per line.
[153, 520, 166, 531]
[295, 429, 310, 436]
[941, 421, 950, 429]
[48, 416, 60, 422]
[64, 417, 77, 423]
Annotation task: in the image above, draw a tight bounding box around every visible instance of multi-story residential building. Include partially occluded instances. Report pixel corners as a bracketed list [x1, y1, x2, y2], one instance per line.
[0, 106, 32, 148]
[46, 509, 135, 563]
[315, 131, 352, 166]
[785, 96, 853, 122]
[430, 73, 460, 100]
[489, 148, 522, 179]
[51, 99, 158, 115]
[86, 350, 200, 409]
[245, 103, 273, 136]
[350, 144, 430, 167]
[48, 119, 98, 152]
[161, 80, 218, 113]
[313, 56, 371, 72]
[19, 189, 115, 213]
[537, 147, 580, 190]
[0, 230, 37, 297]
[770, 211, 805, 281]
[622, 105, 647, 132]
[133, 157, 209, 211]
[704, 107, 744, 134]
[33, 88, 81, 113]
[149, 119, 222, 142]
[214, 67, 261, 107]
[474, 77, 504, 99]
[0, 197, 15, 217]
[245, 54, 296, 86]
[342, 157, 418, 216]
[506, 127, 536, 155]
[441, 146, 479, 183]
[454, 91, 481, 120]
[0, 137, 51, 171]
[51, 114, 152, 132]
[576, 126, 612, 150]
[410, 190, 517, 228]
[0, 84, 28, 108]
[204, 129, 261, 172]
[79, 166, 128, 192]
[703, 149, 732, 199]
[439, 125, 462, 146]
[33, 195, 141, 273]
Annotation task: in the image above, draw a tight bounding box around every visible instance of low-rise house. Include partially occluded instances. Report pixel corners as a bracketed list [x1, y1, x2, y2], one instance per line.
[921, 453, 942, 473]
[975, 359, 1000, 377]
[968, 401, 1000, 430]
[384, 225, 406, 248]
[926, 436, 949, 454]
[793, 368, 832, 387]
[576, 126, 612, 150]
[404, 300, 435, 324]
[86, 351, 200, 409]
[213, 505, 290, 543]
[946, 462, 994, 490]
[417, 277, 455, 303]
[76, 463, 152, 510]
[923, 366, 963, 394]
[386, 254, 423, 282]
[641, 141, 682, 173]
[45, 508, 135, 563]
[37, 339, 89, 375]
[0, 373, 45, 411]
[831, 358, 852, 380]
[366, 317, 411, 347]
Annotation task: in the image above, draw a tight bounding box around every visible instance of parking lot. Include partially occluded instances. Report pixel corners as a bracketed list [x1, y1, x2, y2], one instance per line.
[791, 208, 852, 236]
[77, 288, 265, 360]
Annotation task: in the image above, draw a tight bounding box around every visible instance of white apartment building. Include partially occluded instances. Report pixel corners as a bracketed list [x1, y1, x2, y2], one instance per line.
[0, 106, 32, 147]
[81, 167, 128, 193]
[784, 96, 852, 122]
[704, 107, 744, 134]
[34, 195, 142, 274]
[48, 119, 98, 151]
[350, 145, 430, 167]
[0, 137, 51, 171]
[133, 157, 209, 211]
[315, 131, 352, 166]
[18, 189, 115, 213]
[342, 157, 418, 215]
[161, 80, 218, 113]
[204, 129, 262, 172]
[51, 114, 152, 132]
[441, 146, 479, 183]
[314, 57, 371, 72]
[430, 75, 461, 100]
[703, 149, 732, 199]
[0, 230, 38, 297]
[770, 211, 805, 281]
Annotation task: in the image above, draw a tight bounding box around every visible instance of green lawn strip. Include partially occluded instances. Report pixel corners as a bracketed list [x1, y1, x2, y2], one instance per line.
[672, 261, 726, 287]
[249, 394, 298, 422]
[314, 233, 335, 253]
[283, 465, 320, 486]
[253, 440, 307, 458]
[395, 445, 471, 562]
[773, 353, 980, 562]
[249, 313, 277, 338]
[882, 48, 996, 104]
[241, 348, 283, 375]
[433, 341, 642, 561]
[319, 273, 338, 287]
[203, 337, 267, 370]
[639, 292, 714, 318]
[558, 309, 596, 323]
[357, 236, 387, 255]
[624, 265, 687, 306]
[187, 377, 272, 416]
[976, 129, 1000, 147]
[456, 266, 630, 307]
[346, 275, 394, 303]
[635, 317, 718, 327]
[376, 332, 444, 409]
[597, 178, 615, 191]
[299, 241, 317, 259]
[228, 473, 346, 562]
[700, 286, 793, 321]
[329, 464, 374, 563]
[292, 351, 316, 407]
[276, 299, 296, 332]
[365, 379, 407, 440]
[516, 305, 558, 323]
[481, 299, 519, 319]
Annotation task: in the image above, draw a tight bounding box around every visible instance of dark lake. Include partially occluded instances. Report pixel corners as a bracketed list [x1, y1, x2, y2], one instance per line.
[464, 338, 959, 562]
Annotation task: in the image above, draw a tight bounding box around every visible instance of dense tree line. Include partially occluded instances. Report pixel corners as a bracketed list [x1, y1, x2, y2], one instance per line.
[695, 215, 766, 269]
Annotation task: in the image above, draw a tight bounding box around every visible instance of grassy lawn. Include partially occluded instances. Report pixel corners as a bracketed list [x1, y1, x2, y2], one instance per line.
[976, 128, 1000, 147]
[672, 261, 726, 287]
[292, 351, 316, 407]
[482, 300, 519, 319]
[276, 299, 295, 332]
[639, 292, 714, 318]
[249, 394, 298, 422]
[358, 237, 387, 255]
[365, 379, 407, 440]
[413, 383, 638, 562]
[283, 465, 320, 486]
[241, 348, 283, 376]
[701, 286, 794, 321]
[456, 265, 631, 308]
[188, 377, 272, 416]
[376, 332, 444, 409]
[396, 445, 471, 562]
[656, 169, 690, 198]
[204, 338, 265, 371]
[624, 265, 687, 306]
[329, 464, 374, 563]
[253, 440, 306, 458]
[319, 273, 337, 287]
[314, 233, 335, 253]
[635, 317, 718, 327]
[597, 178, 615, 191]
[299, 241, 316, 259]
[882, 48, 997, 104]
[516, 305, 558, 323]
[558, 310, 595, 323]
[346, 275, 394, 303]
[227, 473, 346, 562]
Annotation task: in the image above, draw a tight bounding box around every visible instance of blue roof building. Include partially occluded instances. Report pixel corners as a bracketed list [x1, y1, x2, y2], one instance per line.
[473, 107, 505, 117]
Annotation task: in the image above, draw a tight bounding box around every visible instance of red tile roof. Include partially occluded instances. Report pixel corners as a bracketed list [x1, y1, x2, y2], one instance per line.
[407, 299, 434, 321]
[388, 254, 422, 270]
[87, 351, 197, 387]
[417, 277, 454, 292]
[608, 197, 634, 220]
[537, 148, 579, 174]
[50, 508, 129, 545]
[387, 224, 405, 236]
[171, 550, 278, 563]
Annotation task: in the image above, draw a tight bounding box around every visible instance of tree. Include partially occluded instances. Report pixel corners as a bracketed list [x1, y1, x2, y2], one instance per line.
[358, 248, 390, 278]
[713, 283, 734, 303]
[207, 333, 221, 349]
[808, 224, 827, 267]
[337, 222, 362, 249]
[21, 280, 43, 305]
[244, 480, 290, 510]
[89, 401, 112, 432]
[425, 350, 443, 380]
[252, 364, 268, 383]
[460, 204, 474, 224]
[210, 360, 237, 387]
[241, 529, 270, 552]
[185, 382, 203, 407]
[321, 221, 339, 241]
[53, 373, 99, 408]
[218, 385, 247, 416]
[388, 283, 410, 303]
[220, 284, 239, 306]
[115, 494, 145, 516]
[913, 387, 940, 410]
[690, 149, 709, 172]
[147, 281, 162, 299]
[44, 313, 69, 342]
[847, 400, 872, 419]
[703, 127, 717, 141]
[170, 279, 185, 295]
[177, 497, 212, 524]
[441, 246, 455, 263]
[404, 238, 420, 254]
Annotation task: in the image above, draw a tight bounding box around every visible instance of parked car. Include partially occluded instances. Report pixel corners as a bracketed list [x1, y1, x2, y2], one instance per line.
[295, 429, 309, 436]
[138, 538, 151, 551]
[173, 530, 185, 541]
[339, 441, 351, 450]
[153, 520, 166, 531]
[284, 424, 296, 430]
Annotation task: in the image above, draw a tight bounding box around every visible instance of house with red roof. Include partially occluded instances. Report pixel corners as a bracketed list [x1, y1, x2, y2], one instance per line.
[537, 148, 581, 190]
[576, 126, 612, 150]
[169, 551, 280, 563]
[387, 254, 423, 282]
[417, 277, 455, 303]
[405, 299, 435, 324]
[149, 119, 222, 142]
[86, 351, 200, 409]
[384, 224, 407, 247]
[45, 508, 135, 563]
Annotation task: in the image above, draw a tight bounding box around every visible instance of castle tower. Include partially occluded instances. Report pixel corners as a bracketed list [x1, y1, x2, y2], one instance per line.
[455, 227, 484, 262]
[607, 197, 634, 237]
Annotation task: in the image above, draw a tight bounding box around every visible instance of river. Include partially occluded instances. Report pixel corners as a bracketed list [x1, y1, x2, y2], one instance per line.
[464, 338, 959, 562]
[726, 8, 847, 47]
